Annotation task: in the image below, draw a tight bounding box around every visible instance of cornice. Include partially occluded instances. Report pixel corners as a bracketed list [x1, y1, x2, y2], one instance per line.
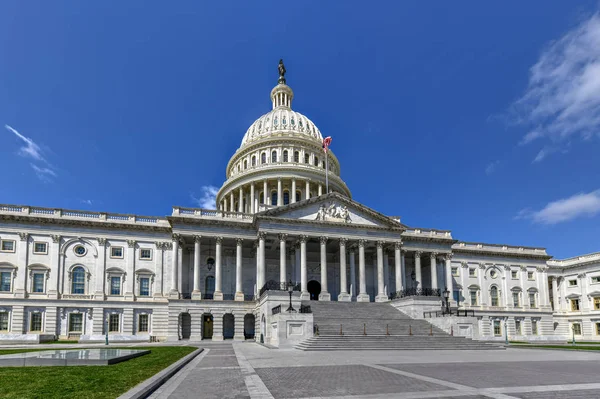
[451, 247, 552, 260]
[0, 214, 172, 233]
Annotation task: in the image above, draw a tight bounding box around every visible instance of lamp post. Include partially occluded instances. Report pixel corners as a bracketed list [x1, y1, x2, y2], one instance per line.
[504, 320, 508, 345]
[572, 325, 576, 346]
[443, 287, 450, 315]
[286, 280, 296, 312]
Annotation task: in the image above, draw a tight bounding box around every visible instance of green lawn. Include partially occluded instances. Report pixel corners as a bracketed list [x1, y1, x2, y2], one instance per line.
[514, 344, 600, 351]
[0, 346, 197, 399]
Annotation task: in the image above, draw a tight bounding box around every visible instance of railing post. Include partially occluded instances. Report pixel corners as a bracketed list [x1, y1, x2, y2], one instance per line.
[363, 323, 366, 336]
[409, 325, 412, 336]
[429, 325, 433, 336]
[340, 324, 343, 336]
[386, 324, 389, 336]
[451, 325, 454, 336]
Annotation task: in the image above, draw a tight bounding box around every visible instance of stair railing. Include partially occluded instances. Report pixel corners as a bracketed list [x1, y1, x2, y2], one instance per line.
[363, 323, 367, 336]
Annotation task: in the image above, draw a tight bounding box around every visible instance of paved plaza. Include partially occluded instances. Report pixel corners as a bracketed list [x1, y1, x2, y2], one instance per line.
[148, 343, 600, 399]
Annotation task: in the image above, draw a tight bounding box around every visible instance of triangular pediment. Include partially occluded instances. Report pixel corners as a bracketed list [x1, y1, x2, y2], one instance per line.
[257, 193, 404, 229]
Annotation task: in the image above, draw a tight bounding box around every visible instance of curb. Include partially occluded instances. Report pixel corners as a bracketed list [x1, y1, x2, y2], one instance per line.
[509, 345, 600, 354]
[117, 347, 203, 399]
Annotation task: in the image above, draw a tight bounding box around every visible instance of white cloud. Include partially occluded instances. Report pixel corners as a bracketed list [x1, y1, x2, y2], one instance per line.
[516, 189, 600, 224]
[485, 160, 500, 175]
[5, 125, 57, 181]
[80, 199, 93, 206]
[512, 13, 600, 161]
[191, 186, 219, 209]
[30, 164, 56, 182]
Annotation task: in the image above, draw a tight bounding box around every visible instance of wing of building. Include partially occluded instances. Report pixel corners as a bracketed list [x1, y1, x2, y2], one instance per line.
[0, 62, 597, 345]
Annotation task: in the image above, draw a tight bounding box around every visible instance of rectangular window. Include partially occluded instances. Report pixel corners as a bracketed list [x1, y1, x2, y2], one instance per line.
[451, 267, 459, 277]
[515, 320, 522, 335]
[571, 299, 580, 311]
[470, 290, 477, 305]
[0, 272, 11, 292]
[513, 292, 520, 307]
[30, 313, 42, 332]
[493, 320, 501, 336]
[33, 273, 44, 293]
[511, 270, 518, 279]
[469, 268, 476, 277]
[596, 323, 600, 335]
[491, 295, 499, 307]
[595, 298, 600, 310]
[110, 247, 123, 258]
[529, 293, 536, 308]
[573, 323, 582, 335]
[139, 277, 150, 296]
[110, 277, 121, 296]
[69, 313, 83, 333]
[0, 240, 15, 252]
[33, 242, 47, 254]
[569, 279, 578, 286]
[109, 314, 120, 332]
[0, 312, 8, 330]
[527, 271, 534, 280]
[592, 276, 600, 284]
[140, 249, 152, 260]
[138, 314, 149, 333]
[532, 320, 538, 335]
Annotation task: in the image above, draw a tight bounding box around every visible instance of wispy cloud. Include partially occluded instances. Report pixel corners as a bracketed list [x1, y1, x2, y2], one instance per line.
[516, 189, 600, 224]
[80, 199, 93, 206]
[485, 160, 500, 175]
[30, 164, 56, 183]
[5, 125, 57, 182]
[511, 12, 600, 161]
[191, 186, 219, 209]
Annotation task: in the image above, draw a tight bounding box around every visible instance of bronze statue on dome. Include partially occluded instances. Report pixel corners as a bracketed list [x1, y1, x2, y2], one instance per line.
[278, 59, 286, 84]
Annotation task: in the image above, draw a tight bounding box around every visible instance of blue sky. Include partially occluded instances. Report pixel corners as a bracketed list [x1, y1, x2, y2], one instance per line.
[1, 1, 600, 259]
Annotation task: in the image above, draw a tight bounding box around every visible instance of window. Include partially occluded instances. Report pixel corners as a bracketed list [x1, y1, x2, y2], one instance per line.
[237, 164, 240, 173]
[592, 276, 600, 284]
[595, 297, 600, 310]
[33, 242, 47, 254]
[493, 320, 501, 336]
[74, 245, 86, 256]
[0, 240, 15, 252]
[283, 150, 288, 162]
[205, 276, 215, 297]
[532, 319, 538, 335]
[571, 299, 580, 311]
[469, 268, 476, 277]
[251, 156, 256, 166]
[314, 156, 319, 166]
[527, 271, 534, 280]
[271, 150, 277, 163]
[30, 313, 42, 332]
[69, 313, 83, 333]
[304, 153, 310, 164]
[261, 153, 266, 164]
[490, 269, 498, 279]
[271, 191, 277, 206]
[512, 292, 520, 307]
[243, 160, 247, 170]
[511, 270, 518, 279]
[0, 312, 8, 331]
[32, 273, 44, 293]
[0, 272, 11, 292]
[109, 314, 120, 332]
[140, 249, 152, 260]
[569, 279, 578, 287]
[294, 151, 299, 163]
[283, 191, 290, 205]
[572, 323, 581, 335]
[71, 267, 85, 294]
[469, 290, 477, 305]
[110, 277, 121, 296]
[515, 319, 522, 335]
[490, 286, 499, 306]
[322, 161, 325, 168]
[111, 247, 123, 258]
[139, 277, 150, 296]
[596, 323, 600, 335]
[138, 314, 149, 333]
[451, 267, 459, 277]
[529, 292, 536, 308]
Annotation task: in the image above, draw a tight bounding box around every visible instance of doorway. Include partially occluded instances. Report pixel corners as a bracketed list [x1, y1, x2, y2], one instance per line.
[223, 314, 234, 339]
[244, 314, 255, 340]
[202, 314, 213, 339]
[180, 313, 191, 340]
[308, 280, 321, 300]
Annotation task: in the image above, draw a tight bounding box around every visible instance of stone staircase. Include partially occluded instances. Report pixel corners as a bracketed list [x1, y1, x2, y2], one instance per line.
[295, 301, 503, 351]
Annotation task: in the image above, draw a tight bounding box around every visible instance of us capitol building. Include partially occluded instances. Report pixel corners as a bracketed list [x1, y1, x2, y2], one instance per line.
[0, 62, 598, 345]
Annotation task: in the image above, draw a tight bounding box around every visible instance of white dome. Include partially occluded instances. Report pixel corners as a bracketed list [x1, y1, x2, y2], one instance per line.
[240, 108, 323, 147]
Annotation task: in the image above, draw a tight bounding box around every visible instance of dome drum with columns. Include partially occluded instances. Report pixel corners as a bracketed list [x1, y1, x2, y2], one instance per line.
[216, 62, 351, 213]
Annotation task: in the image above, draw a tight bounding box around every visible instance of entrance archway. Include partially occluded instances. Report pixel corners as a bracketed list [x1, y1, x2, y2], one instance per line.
[244, 314, 255, 340]
[202, 314, 213, 339]
[180, 313, 191, 340]
[223, 314, 234, 339]
[308, 280, 321, 300]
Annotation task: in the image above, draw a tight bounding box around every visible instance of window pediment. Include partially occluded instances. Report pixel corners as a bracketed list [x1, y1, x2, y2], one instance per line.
[588, 291, 600, 297]
[566, 293, 581, 299]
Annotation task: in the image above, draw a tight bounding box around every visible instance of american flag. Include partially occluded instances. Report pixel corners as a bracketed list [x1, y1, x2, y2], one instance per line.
[322, 136, 332, 152]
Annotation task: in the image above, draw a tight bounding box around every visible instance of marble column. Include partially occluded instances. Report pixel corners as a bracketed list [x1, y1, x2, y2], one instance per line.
[235, 238, 244, 301]
[258, 232, 266, 292]
[263, 180, 268, 205]
[238, 187, 244, 213]
[551, 276, 559, 311]
[394, 242, 402, 294]
[318, 184, 323, 196]
[338, 238, 350, 301]
[300, 236, 309, 300]
[375, 241, 387, 302]
[214, 237, 223, 300]
[279, 234, 287, 285]
[277, 179, 282, 206]
[14, 233, 27, 298]
[319, 236, 330, 301]
[192, 236, 202, 300]
[250, 182, 255, 213]
[444, 253, 453, 304]
[414, 251, 422, 289]
[291, 179, 297, 203]
[154, 242, 165, 297]
[305, 181, 310, 200]
[169, 234, 180, 299]
[383, 250, 390, 295]
[230, 192, 234, 212]
[357, 240, 369, 302]
[48, 235, 60, 299]
[401, 249, 406, 291]
[430, 252, 438, 291]
[349, 247, 356, 299]
[94, 238, 107, 300]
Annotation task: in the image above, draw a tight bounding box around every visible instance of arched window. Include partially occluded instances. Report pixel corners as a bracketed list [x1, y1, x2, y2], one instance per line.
[294, 151, 299, 163]
[71, 266, 86, 294]
[304, 153, 310, 164]
[283, 191, 290, 205]
[244, 160, 247, 170]
[314, 156, 319, 166]
[271, 191, 278, 206]
[252, 156, 256, 166]
[490, 286, 499, 306]
[261, 153, 266, 164]
[271, 150, 277, 163]
[296, 191, 301, 202]
[259, 192, 264, 204]
[283, 150, 288, 162]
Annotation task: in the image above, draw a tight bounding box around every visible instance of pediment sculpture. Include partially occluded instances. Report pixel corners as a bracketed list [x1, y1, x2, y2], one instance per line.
[315, 202, 352, 223]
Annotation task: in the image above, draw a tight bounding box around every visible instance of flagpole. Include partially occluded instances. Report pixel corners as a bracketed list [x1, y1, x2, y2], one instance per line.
[325, 150, 329, 194]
